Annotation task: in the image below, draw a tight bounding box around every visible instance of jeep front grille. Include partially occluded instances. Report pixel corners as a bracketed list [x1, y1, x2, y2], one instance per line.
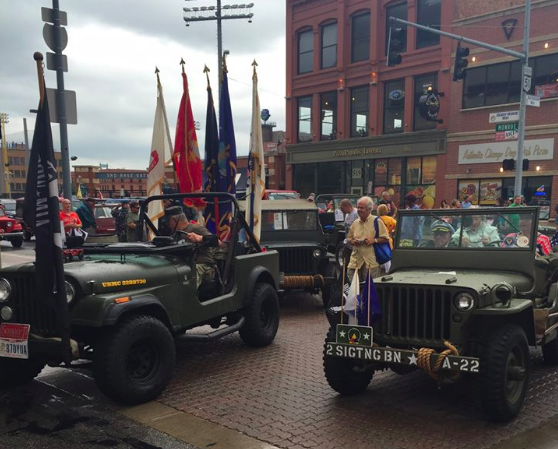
[276, 247, 314, 275]
[375, 285, 452, 345]
[7, 275, 59, 337]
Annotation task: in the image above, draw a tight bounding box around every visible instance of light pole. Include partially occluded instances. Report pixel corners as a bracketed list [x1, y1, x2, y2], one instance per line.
[0, 113, 9, 198]
[183, 1, 254, 102]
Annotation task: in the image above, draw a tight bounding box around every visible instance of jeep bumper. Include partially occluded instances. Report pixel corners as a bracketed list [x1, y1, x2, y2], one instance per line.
[0, 231, 23, 240]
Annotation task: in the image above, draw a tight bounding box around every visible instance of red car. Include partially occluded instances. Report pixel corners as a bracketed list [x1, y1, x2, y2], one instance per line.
[0, 207, 24, 248]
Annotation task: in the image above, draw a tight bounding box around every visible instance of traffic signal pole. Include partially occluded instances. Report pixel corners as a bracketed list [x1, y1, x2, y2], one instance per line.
[390, 0, 531, 196]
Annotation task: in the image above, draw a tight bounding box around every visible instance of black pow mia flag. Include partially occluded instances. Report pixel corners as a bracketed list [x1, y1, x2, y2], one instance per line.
[23, 84, 70, 358]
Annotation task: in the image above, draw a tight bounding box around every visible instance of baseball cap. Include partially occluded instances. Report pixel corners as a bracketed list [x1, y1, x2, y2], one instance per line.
[431, 220, 455, 234]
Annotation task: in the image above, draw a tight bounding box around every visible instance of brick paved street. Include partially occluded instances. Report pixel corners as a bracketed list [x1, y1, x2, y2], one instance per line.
[159, 294, 558, 449]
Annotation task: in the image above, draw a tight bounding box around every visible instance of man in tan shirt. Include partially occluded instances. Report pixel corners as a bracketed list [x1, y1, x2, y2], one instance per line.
[347, 196, 389, 280]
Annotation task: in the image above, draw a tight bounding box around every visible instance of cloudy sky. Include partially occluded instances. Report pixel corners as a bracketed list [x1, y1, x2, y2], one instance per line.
[1, 0, 286, 169]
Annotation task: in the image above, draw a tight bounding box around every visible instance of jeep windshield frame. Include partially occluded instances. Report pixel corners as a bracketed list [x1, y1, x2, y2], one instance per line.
[391, 207, 539, 280]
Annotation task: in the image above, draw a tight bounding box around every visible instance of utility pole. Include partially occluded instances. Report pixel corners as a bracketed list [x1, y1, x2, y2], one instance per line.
[0, 113, 9, 198]
[390, 0, 531, 197]
[23, 118, 30, 169]
[183, 1, 254, 102]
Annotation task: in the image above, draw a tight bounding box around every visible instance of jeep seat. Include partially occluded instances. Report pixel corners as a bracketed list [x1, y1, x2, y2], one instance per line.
[534, 256, 550, 296]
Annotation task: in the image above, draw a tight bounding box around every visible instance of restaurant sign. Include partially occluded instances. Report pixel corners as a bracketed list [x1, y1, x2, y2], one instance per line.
[458, 139, 554, 164]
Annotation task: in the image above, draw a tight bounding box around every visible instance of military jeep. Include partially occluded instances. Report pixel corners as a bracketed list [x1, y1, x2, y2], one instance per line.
[243, 200, 338, 307]
[324, 207, 558, 422]
[0, 193, 280, 405]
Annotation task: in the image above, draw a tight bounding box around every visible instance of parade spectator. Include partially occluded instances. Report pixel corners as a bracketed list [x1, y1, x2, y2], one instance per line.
[400, 194, 423, 246]
[379, 190, 398, 217]
[440, 199, 450, 209]
[111, 200, 130, 242]
[509, 195, 523, 208]
[306, 193, 315, 202]
[346, 196, 389, 281]
[452, 215, 500, 248]
[503, 215, 552, 256]
[169, 212, 220, 288]
[496, 197, 506, 208]
[450, 199, 462, 209]
[75, 198, 97, 234]
[377, 204, 396, 249]
[339, 198, 358, 267]
[461, 195, 472, 209]
[60, 198, 82, 234]
[126, 201, 141, 242]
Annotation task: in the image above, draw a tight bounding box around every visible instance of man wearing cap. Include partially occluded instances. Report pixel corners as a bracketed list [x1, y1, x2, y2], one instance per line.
[112, 200, 130, 242]
[126, 201, 141, 242]
[75, 198, 97, 234]
[425, 220, 455, 248]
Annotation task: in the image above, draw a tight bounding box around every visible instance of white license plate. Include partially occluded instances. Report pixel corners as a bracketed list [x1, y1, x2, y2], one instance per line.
[0, 323, 30, 359]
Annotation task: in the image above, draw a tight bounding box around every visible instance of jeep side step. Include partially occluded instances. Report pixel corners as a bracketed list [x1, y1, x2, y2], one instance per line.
[176, 316, 246, 342]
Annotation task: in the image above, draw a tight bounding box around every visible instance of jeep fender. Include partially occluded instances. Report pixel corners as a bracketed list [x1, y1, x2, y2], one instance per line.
[102, 294, 172, 329]
[243, 266, 277, 306]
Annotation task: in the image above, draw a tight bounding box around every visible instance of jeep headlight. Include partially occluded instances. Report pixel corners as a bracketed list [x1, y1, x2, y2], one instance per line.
[65, 281, 75, 304]
[0, 278, 11, 302]
[313, 249, 322, 258]
[454, 292, 475, 311]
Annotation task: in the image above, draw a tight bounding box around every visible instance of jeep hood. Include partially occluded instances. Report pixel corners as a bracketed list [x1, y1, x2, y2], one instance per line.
[381, 269, 533, 294]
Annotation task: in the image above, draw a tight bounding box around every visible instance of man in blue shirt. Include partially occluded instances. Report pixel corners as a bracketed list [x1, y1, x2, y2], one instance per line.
[75, 198, 97, 234]
[461, 195, 472, 209]
[400, 194, 423, 246]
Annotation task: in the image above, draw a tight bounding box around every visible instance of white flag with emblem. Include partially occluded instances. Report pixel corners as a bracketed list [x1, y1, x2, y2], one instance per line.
[246, 61, 266, 242]
[344, 270, 360, 324]
[147, 71, 174, 232]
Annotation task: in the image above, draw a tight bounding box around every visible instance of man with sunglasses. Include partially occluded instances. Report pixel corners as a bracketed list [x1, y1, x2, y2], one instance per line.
[126, 201, 141, 242]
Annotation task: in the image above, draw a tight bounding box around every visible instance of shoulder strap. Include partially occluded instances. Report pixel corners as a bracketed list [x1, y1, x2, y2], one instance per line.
[374, 216, 379, 234]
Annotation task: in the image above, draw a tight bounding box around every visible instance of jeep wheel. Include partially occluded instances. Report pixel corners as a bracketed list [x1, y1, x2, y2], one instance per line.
[542, 337, 558, 365]
[23, 229, 32, 242]
[10, 237, 23, 248]
[323, 328, 373, 395]
[239, 283, 280, 347]
[335, 242, 345, 268]
[0, 358, 44, 388]
[321, 262, 340, 308]
[93, 315, 175, 405]
[480, 324, 529, 422]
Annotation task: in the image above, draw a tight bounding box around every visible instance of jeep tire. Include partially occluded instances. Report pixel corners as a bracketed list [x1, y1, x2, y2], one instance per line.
[23, 229, 32, 242]
[323, 328, 373, 395]
[239, 283, 280, 347]
[480, 324, 529, 422]
[93, 315, 175, 405]
[542, 337, 558, 365]
[10, 237, 23, 248]
[0, 358, 44, 388]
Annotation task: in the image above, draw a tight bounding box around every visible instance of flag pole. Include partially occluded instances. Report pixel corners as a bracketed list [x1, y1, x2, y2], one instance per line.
[204, 64, 220, 232]
[340, 260, 346, 326]
[367, 268, 372, 327]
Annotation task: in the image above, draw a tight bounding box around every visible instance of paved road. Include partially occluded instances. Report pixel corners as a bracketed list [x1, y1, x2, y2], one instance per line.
[0, 239, 35, 268]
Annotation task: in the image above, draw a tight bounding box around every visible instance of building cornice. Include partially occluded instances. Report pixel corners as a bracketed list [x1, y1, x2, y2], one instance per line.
[453, 0, 558, 26]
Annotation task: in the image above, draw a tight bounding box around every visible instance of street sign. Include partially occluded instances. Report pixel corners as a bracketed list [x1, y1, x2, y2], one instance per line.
[41, 7, 68, 26]
[495, 122, 518, 132]
[43, 23, 68, 52]
[523, 66, 533, 93]
[46, 89, 78, 125]
[489, 111, 519, 123]
[495, 130, 518, 141]
[46, 53, 68, 72]
[526, 95, 541, 107]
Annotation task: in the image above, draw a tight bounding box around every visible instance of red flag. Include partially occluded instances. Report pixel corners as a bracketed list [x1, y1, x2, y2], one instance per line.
[174, 63, 204, 208]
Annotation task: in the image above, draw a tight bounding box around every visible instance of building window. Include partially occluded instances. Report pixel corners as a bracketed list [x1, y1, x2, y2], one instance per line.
[414, 73, 438, 131]
[321, 22, 337, 69]
[383, 79, 405, 134]
[298, 29, 313, 74]
[350, 86, 369, 138]
[416, 0, 441, 49]
[293, 164, 316, 198]
[351, 12, 370, 63]
[533, 53, 558, 96]
[385, 2, 407, 55]
[320, 92, 337, 140]
[463, 60, 521, 109]
[297, 96, 313, 142]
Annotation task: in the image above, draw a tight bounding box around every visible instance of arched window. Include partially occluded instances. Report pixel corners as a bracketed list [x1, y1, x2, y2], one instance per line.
[351, 11, 370, 63]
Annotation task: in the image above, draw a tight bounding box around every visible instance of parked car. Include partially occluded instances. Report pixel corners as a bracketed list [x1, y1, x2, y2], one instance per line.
[0, 207, 24, 248]
[0, 193, 280, 405]
[324, 207, 558, 422]
[264, 190, 299, 200]
[0, 199, 17, 218]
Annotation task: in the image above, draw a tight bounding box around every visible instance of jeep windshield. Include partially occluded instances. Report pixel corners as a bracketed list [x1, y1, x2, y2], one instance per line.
[396, 209, 538, 251]
[262, 210, 318, 231]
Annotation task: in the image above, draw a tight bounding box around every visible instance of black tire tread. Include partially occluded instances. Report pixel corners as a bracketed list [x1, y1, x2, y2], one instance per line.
[239, 283, 280, 347]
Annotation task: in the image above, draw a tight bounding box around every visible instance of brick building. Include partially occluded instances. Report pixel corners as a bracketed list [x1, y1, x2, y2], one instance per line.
[285, 0, 558, 210]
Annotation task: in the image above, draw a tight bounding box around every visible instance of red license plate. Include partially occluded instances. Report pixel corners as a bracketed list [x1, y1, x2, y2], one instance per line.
[0, 323, 30, 340]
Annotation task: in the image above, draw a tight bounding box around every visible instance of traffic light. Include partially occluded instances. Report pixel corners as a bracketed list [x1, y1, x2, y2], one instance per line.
[453, 43, 470, 82]
[502, 159, 515, 171]
[523, 158, 529, 171]
[386, 27, 405, 67]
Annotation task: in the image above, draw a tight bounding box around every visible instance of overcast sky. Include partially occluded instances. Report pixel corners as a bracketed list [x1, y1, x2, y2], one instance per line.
[1, 0, 286, 170]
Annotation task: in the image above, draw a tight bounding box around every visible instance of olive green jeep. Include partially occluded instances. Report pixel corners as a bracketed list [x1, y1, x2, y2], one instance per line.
[0, 193, 280, 405]
[324, 207, 558, 422]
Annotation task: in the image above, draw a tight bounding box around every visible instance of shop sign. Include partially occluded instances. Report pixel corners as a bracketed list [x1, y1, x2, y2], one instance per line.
[458, 138, 554, 164]
[489, 111, 519, 124]
[96, 172, 148, 179]
[418, 91, 441, 121]
[535, 83, 558, 99]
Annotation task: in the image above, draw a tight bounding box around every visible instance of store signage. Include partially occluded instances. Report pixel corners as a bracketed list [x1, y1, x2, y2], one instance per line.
[495, 122, 518, 141]
[96, 172, 148, 179]
[535, 83, 558, 99]
[418, 91, 441, 121]
[388, 89, 405, 101]
[526, 94, 540, 107]
[458, 138, 554, 164]
[489, 111, 519, 123]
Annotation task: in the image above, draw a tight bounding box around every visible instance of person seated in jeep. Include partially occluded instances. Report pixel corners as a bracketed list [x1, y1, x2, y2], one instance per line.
[168, 212, 220, 288]
[422, 220, 455, 248]
[451, 215, 500, 248]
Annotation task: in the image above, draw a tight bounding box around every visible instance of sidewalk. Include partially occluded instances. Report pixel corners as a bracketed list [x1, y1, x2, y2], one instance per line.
[492, 415, 558, 449]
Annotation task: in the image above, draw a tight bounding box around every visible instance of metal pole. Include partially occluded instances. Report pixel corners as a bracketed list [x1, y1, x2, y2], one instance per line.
[52, 0, 72, 199]
[217, 0, 222, 104]
[23, 118, 30, 169]
[0, 114, 8, 197]
[514, 0, 531, 197]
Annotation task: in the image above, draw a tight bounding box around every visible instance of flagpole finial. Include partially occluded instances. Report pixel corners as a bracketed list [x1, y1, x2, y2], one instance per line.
[203, 65, 211, 88]
[252, 59, 258, 79]
[33, 52, 46, 103]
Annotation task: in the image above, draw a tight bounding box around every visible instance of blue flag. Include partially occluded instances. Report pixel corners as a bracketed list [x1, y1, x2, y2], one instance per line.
[357, 271, 382, 326]
[203, 77, 220, 235]
[216, 63, 237, 240]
